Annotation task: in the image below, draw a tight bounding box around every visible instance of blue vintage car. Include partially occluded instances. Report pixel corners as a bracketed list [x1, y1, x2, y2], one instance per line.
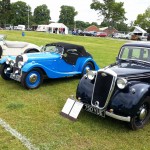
[0, 42, 99, 89]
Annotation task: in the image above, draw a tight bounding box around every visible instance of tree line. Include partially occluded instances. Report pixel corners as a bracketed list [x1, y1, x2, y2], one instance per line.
[0, 0, 150, 32]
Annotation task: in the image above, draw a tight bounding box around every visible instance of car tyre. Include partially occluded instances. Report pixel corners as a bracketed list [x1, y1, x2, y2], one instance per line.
[0, 63, 11, 80]
[0, 45, 2, 58]
[21, 68, 43, 89]
[129, 97, 150, 130]
[82, 62, 94, 76]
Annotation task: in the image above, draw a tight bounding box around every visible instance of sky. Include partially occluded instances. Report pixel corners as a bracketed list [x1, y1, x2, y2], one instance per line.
[11, 0, 150, 24]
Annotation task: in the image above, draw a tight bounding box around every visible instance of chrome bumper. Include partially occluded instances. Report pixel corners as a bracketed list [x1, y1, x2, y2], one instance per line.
[83, 103, 131, 122]
[106, 111, 131, 122]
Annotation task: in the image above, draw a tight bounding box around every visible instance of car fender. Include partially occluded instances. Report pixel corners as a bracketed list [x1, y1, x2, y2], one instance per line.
[21, 62, 76, 78]
[78, 58, 99, 71]
[109, 82, 150, 116]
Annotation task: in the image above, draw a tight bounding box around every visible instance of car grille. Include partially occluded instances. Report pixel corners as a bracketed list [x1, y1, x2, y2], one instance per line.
[15, 55, 23, 67]
[92, 71, 116, 109]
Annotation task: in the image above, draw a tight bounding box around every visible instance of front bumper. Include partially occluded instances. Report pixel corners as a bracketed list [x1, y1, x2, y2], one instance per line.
[83, 103, 131, 122]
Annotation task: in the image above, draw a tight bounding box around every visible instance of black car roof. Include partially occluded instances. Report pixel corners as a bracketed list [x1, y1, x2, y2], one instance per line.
[122, 42, 150, 48]
[46, 42, 88, 56]
[47, 42, 85, 50]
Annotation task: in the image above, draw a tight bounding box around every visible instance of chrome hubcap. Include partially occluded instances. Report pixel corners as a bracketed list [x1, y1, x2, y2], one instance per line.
[29, 74, 37, 83]
[139, 108, 147, 120]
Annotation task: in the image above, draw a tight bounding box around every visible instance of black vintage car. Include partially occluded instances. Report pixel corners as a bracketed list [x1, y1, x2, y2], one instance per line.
[76, 42, 150, 130]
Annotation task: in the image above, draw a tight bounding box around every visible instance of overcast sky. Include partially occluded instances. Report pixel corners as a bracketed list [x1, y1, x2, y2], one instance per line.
[11, 0, 150, 24]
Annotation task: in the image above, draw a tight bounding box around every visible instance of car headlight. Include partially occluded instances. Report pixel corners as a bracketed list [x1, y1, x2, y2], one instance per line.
[87, 70, 96, 80]
[10, 60, 15, 67]
[6, 58, 11, 65]
[18, 61, 24, 68]
[117, 78, 128, 89]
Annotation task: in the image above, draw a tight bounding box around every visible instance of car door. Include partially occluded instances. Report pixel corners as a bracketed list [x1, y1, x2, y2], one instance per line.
[58, 48, 80, 72]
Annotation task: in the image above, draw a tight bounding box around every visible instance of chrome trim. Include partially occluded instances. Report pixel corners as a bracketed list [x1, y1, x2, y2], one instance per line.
[106, 111, 131, 122]
[91, 68, 117, 110]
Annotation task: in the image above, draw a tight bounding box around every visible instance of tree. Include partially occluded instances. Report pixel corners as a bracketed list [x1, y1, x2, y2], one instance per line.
[101, 19, 129, 32]
[0, 0, 11, 27]
[75, 21, 91, 30]
[33, 4, 50, 25]
[58, 5, 77, 29]
[134, 7, 150, 31]
[90, 0, 126, 27]
[10, 1, 32, 26]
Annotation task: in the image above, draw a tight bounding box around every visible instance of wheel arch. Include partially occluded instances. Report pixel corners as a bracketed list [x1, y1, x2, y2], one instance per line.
[110, 82, 150, 116]
[79, 58, 99, 72]
[24, 48, 40, 53]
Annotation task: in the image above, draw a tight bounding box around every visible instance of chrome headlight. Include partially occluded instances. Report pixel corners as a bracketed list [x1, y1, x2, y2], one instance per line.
[117, 78, 128, 89]
[10, 60, 15, 67]
[87, 70, 96, 80]
[6, 57, 11, 64]
[18, 61, 24, 68]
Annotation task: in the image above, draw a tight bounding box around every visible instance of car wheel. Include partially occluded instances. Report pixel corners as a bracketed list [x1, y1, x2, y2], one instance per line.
[82, 62, 94, 76]
[0, 63, 12, 80]
[0, 45, 2, 58]
[21, 68, 43, 89]
[130, 97, 150, 130]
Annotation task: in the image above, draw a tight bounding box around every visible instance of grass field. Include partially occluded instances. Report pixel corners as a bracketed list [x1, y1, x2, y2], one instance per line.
[0, 30, 150, 150]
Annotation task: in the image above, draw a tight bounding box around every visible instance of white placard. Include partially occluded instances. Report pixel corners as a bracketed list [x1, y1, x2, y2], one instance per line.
[61, 98, 75, 115]
[69, 101, 84, 119]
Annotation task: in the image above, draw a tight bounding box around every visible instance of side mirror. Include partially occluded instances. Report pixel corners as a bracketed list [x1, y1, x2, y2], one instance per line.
[40, 45, 44, 52]
[63, 53, 67, 57]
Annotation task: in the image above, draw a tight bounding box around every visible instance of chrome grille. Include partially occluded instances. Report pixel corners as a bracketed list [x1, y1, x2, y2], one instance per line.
[92, 69, 116, 110]
[15, 55, 23, 67]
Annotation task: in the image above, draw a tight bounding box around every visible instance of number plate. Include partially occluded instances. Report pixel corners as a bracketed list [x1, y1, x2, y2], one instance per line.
[10, 73, 21, 82]
[84, 104, 105, 117]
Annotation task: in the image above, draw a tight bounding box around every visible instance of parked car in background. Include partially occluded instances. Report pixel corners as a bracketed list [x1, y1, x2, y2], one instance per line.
[74, 42, 150, 130]
[147, 33, 150, 41]
[79, 31, 96, 36]
[0, 34, 40, 58]
[96, 32, 107, 37]
[124, 32, 133, 40]
[0, 42, 99, 89]
[131, 33, 148, 41]
[112, 33, 125, 39]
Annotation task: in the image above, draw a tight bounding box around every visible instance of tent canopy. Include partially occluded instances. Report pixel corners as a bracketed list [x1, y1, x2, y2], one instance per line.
[133, 26, 147, 33]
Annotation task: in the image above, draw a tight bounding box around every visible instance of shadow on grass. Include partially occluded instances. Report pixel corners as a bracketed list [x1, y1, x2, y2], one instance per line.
[79, 110, 131, 132]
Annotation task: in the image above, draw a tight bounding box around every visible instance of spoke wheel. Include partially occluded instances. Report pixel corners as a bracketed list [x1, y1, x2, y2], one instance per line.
[21, 68, 43, 89]
[0, 63, 12, 80]
[82, 62, 94, 76]
[130, 98, 150, 130]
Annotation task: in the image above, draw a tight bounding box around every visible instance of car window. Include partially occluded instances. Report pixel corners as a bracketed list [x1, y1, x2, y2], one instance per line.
[44, 45, 63, 54]
[120, 46, 150, 62]
[120, 47, 129, 59]
[66, 49, 79, 55]
[131, 48, 140, 58]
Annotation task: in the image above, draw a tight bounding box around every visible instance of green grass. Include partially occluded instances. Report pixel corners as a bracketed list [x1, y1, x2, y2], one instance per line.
[0, 30, 150, 150]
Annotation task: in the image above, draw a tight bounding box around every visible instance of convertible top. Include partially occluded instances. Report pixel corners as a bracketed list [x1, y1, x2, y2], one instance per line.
[46, 42, 90, 56]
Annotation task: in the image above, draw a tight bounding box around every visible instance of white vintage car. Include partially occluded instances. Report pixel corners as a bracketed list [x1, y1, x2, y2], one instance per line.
[0, 34, 40, 58]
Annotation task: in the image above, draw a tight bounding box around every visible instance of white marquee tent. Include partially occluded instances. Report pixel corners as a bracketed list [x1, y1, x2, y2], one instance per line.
[133, 26, 147, 33]
[48, 23, 68, 34]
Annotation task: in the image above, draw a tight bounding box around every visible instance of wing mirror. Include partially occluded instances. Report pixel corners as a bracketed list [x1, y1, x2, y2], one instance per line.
[40, 45, 45, 52]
